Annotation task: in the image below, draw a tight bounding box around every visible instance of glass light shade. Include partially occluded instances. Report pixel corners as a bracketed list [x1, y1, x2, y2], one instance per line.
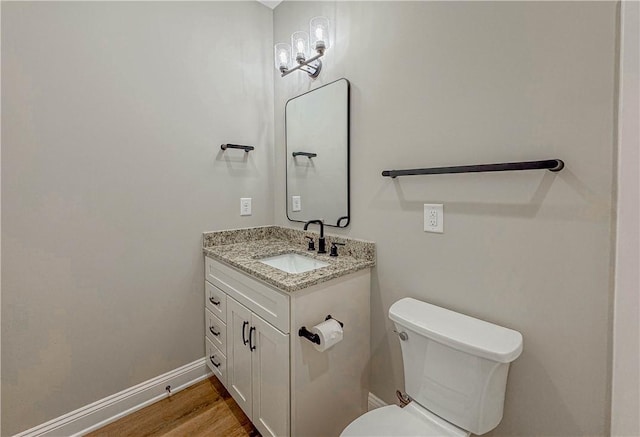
[310, 16, 330, 52]
[274, 43, 291, 71]
[291, 31, 310, 62]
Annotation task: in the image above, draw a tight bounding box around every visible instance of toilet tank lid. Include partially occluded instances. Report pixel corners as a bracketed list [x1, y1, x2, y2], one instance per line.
[389, 298, 523, 363]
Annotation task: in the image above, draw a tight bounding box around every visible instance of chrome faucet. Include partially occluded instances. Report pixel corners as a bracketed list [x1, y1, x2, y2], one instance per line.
[304, 220, 326, 254]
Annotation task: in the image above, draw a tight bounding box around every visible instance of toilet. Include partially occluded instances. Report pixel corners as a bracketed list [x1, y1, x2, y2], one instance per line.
[341, 297, 523, 436]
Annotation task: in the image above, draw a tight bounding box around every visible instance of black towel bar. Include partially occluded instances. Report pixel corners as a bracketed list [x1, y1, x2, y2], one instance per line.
[292, 152, 317, 158]
[221, 144, 254, 152]
[382, 159, 564, 178]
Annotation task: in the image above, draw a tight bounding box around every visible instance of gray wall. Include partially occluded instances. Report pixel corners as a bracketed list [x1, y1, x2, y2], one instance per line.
[611, 1, 640, 435]
[1, 2, 273, 435]
[1, 1, 621, 436]
[273, 2, 618, 436]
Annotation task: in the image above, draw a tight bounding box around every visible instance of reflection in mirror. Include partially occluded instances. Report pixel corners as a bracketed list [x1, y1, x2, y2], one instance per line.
[286, 78, 350, 227]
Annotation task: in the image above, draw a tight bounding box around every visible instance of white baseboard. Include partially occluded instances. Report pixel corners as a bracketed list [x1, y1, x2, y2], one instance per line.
[15, 358, 212, 437]
[367, 392, 388, 411]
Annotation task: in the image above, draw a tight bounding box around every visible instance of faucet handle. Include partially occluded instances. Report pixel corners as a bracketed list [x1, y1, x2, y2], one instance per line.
[329, 242, 345, 257]
[305, 236, 315, 251]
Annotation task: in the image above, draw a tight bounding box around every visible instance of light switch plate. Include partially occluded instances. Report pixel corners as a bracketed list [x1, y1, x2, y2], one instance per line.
[292, 196, 301, 212]
[424, 204, 443, 233]
[241, 198, 252, 216]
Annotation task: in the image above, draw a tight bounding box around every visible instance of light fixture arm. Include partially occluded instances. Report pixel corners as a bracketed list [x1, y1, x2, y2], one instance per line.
[280, 51, 324, 78]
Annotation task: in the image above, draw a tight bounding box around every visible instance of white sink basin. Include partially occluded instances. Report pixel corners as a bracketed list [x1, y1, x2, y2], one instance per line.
[259, 253, 329, 274]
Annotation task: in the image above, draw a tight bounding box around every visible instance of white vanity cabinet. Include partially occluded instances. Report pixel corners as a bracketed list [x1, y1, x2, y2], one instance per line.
[204, 255, 371, 437]
[227, 297, 290, 437]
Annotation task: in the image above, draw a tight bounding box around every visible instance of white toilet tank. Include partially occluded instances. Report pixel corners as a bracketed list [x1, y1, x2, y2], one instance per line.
[389, 298, 523, 435]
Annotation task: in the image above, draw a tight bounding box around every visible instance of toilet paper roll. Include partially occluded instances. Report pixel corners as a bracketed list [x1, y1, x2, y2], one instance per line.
[310, 318, 343, 352]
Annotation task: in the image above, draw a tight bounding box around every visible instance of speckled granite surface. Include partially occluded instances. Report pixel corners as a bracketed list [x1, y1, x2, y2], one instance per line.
[203, 226, 375, 292]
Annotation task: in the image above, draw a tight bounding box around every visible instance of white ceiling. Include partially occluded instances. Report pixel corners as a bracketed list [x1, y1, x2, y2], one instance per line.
[256, 0, 283, 10]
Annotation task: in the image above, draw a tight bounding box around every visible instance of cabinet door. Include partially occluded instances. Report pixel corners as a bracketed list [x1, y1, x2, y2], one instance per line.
[251, 313, 290, 437]
[227, 297, 253, 419]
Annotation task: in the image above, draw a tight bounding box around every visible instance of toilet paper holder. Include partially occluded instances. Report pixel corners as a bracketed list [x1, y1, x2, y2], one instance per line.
[298, 315, 344, 345]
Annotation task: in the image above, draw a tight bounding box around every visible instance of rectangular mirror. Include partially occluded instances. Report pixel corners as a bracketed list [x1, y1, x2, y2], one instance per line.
[286, 78, 350, 227]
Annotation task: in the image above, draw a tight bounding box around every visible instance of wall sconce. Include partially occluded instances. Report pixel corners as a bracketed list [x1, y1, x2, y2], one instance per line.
[274, 16, 330, 78]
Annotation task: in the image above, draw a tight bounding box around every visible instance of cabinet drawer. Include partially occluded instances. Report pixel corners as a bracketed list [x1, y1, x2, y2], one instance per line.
[205, 308, 227, 356]
[206, 337, 227, 387]
[205, 257, 290, 333]
[205, 281, 226, 321]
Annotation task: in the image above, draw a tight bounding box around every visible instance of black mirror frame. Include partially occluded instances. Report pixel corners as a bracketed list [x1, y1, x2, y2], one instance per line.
[285, 78, 351, 228]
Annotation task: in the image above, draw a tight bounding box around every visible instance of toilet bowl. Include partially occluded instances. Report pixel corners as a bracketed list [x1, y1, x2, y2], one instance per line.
[341, 297, 523, 437]
[341, 403, 469, 437]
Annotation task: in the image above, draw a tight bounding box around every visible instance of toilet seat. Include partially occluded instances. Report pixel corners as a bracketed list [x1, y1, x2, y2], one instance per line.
[340, 403, 469, 437]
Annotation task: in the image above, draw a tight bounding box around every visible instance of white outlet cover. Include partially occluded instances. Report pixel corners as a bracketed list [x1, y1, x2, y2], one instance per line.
[241, 198, 252, 216]
[292, 196, 301, 212]
[424, 204, 443, 233]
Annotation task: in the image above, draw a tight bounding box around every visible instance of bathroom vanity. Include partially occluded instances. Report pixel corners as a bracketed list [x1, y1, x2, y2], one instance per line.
[202, 226, 375, 437]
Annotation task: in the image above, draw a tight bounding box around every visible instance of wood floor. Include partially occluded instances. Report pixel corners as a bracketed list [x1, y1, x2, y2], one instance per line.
[86, 377, 260, 437]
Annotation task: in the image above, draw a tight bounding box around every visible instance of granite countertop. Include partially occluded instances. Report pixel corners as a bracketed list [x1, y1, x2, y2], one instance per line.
[203, 226, 375, 293]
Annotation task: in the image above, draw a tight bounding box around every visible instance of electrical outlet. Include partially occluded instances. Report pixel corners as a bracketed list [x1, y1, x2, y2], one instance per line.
[424, 204, 443, 233]
[292, 196, 302, 212]
[240, 198, 252, 216]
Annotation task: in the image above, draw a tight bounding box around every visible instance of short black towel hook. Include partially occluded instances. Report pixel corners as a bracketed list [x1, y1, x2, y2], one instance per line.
[292, 152, 317, 158]
[221, 144, 255, 153]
